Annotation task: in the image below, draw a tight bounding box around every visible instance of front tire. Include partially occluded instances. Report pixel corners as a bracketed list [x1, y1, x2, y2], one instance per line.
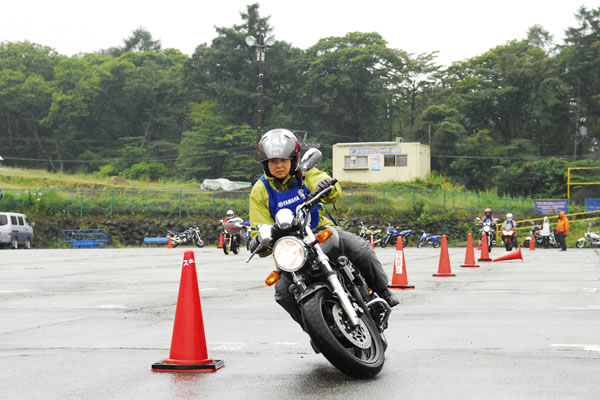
[432, 241, 440, 248]
[223, 238, 230, 255]
[302, 289, 385, 379]
[576, 240, 585, 248]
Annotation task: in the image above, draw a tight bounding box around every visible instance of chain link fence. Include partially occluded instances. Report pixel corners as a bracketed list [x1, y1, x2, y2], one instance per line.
[0, 188, 537, 218]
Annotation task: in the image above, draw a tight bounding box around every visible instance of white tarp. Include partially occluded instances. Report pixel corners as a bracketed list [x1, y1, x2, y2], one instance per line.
[201, 178, 251, 191]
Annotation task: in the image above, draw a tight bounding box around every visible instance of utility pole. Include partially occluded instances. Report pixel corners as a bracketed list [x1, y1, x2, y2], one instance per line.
[245, 33, 275, 183]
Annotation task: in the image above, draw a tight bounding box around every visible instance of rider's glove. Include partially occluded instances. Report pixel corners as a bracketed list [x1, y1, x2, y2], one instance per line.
[315, 178, 334, 193]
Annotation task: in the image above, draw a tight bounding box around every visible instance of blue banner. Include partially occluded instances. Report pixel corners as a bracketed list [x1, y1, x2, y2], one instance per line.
[585, 198, 600, 212]
[535, 199, 568, 215]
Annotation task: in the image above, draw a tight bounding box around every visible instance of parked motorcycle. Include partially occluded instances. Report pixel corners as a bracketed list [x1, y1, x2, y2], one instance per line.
[475, 218, 497, 252]
[221, 217, 244, 255]
[416, 231, 441, 248]
[357, 221, 382, 245]
[167, 226, 205, 248]
[500, 228, 518, 251]
[576, 223, 600, 248]
[380, 224, 412, 248]
[523, 224, 559, 249]
[246, 150, 390, 379]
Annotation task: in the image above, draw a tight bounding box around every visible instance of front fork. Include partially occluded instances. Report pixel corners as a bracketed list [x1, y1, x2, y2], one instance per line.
[304, 227, 361, 328]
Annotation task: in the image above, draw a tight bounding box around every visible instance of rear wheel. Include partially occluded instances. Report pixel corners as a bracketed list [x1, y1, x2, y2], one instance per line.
[302, 289, 385, 379]
[232, 236, 239, 254]
[379, 237, 388, 248]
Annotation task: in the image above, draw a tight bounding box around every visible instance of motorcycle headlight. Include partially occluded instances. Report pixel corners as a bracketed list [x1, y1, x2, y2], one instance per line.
[273, 236, 306, 272]
[483, 226, 490, 232]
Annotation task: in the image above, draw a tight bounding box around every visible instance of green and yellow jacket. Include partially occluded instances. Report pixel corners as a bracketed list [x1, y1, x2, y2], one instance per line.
[249, 168, 342, 240]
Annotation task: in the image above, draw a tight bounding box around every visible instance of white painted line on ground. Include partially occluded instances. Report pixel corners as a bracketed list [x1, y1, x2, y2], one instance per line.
[552, 344, 600, 352]
[212, 342, 246, 351]
[582, 288, 598, 293]
[559, 305, 600, 310]
[96, 304, 127, 309]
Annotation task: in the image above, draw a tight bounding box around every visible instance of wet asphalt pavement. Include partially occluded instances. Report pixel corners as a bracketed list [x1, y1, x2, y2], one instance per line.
[0, 245, 599, 399]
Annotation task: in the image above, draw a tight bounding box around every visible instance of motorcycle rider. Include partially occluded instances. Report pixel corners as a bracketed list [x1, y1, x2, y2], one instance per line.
[480, 208, 494, 224]
[501, 213, 517, 230]
[556, 211, 569, 251]
[249, 129, 399, 326]
[541, 216, 551, 249]
[224, 209, 235, 224]
[501, 213, 517, 248]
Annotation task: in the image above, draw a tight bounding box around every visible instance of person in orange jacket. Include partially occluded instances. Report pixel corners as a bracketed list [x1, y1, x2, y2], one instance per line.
[555, 211, 569, 251]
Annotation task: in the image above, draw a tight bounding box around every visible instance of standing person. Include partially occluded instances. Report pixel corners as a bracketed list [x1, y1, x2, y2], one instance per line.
[556, 211, 569, 251]
[249, 129, 398, 326]
[541, 216, 551, 249]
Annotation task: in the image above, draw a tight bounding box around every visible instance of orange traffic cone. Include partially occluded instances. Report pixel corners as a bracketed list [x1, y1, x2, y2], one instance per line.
[493, 246, 523, 262]
[529, 235, 536, 250]
[433, 235, 456, 277]
[461, 233, 480, 268]
[388, 237, 415, 290]
[370, 235, 375, 249]
[152, 250, 224, 373]
[167, 234, 173, 249]
[478, 233, 492, 262]
[218, 233, 223, 249]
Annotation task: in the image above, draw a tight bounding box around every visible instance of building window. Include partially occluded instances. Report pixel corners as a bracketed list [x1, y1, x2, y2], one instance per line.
[344, 155, 368, 169]
[384, 154, 407, 167]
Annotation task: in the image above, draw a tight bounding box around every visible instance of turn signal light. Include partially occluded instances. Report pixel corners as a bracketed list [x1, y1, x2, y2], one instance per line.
[265, 270, 281, 286]
[316, 228, 333, 243]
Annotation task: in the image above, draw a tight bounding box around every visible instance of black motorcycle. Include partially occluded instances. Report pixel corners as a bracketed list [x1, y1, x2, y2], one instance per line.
[247, 168, 390, 379]
[167, 226, 204, 248]
[475, 218, 497, 252]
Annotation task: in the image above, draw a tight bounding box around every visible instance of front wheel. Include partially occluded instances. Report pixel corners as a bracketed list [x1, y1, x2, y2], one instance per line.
[223, 237, 230, 255]
[302, 289, 385, 379]
[403, 237, 408, 248]
[576, 239, 585, 248]
[432, 241, 440, 248]
[417, 241, 422, 248]
[195, 238, 205, 248]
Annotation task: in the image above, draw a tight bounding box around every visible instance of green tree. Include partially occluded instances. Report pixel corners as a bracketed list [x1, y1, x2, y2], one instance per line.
[177, 102, 255, 181]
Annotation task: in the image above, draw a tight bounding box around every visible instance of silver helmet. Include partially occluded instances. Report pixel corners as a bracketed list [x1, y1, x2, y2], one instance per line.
[258, 129, 300, 176]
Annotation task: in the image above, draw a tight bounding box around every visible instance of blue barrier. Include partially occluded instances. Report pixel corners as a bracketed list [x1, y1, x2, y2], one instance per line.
[143, 237, 169, 245]
[58, 229, 108, 248]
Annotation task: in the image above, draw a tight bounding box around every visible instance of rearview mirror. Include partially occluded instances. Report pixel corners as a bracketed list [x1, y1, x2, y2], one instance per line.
[300, 148, 322, 176]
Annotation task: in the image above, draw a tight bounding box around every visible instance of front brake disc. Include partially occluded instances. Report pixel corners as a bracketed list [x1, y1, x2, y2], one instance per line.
[332, 303, 372, 349]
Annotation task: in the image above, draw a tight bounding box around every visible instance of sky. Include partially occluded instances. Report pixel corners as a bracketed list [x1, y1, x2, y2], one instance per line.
[1, 1, 598, 66]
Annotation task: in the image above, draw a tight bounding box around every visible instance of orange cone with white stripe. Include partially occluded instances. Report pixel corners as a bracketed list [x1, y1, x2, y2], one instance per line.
[461, 233, 480, 268]
[478, 233, 492, 262]
[388, 237, 415, 290]
[433, 235, 456, 277]
[152, 250, 224, 373]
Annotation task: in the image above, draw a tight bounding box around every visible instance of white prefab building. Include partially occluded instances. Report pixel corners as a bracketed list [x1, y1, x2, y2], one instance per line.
[332, 140, 430, 183]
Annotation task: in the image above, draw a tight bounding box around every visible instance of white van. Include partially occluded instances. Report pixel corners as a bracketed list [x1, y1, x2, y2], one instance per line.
[0, 212, 35, 249]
